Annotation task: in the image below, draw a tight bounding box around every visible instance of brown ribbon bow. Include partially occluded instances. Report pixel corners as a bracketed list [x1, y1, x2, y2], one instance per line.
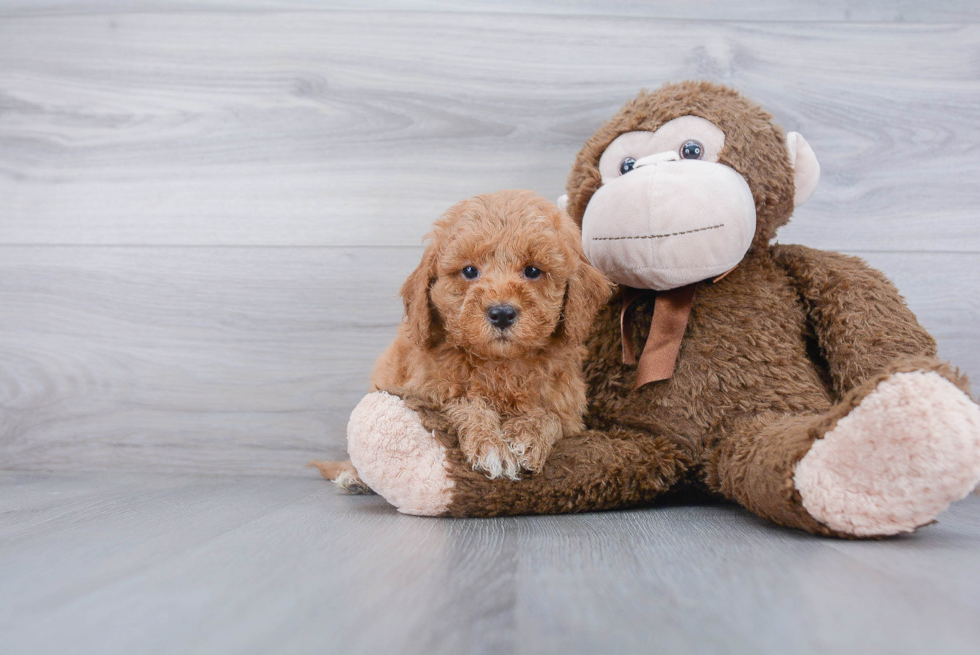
[620, 267, 736, 390]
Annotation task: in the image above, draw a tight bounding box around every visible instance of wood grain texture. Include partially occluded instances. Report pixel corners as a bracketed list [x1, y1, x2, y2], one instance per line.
[0, 246, 416, 472]
[2, 5, 979, 652]
[0, 246, 976, 474]
[2, 471, 980, 655]
[1, 13, 979, 251]
[3, 1, 980, 22]
[0, 5, 979, 473]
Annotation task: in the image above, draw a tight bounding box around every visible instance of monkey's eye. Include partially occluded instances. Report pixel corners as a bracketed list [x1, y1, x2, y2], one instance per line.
[461, 265, 479, 280]
[619, 157, 636, 175]
[680, 140, 703, 160]
[523, 265, 542, 279]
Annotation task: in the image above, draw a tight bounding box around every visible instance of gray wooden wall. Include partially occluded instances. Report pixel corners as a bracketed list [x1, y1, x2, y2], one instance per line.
[2, 1, 979, 476]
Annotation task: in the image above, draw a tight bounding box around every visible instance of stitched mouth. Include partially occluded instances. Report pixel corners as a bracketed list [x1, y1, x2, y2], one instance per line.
[592, 223, 724, 241]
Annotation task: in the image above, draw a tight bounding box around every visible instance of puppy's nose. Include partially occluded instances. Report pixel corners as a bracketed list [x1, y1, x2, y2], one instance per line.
[486, 305, 518, 329]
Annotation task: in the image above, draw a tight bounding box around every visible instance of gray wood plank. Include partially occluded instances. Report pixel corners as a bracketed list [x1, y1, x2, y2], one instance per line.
[1, 246, 976, 474]
[0, 246, 417, 473]
[514, 506, 980, 655]
[1, 13, 979, 252]
[2, 472, 979, 655]
[3, 1, 980, 22]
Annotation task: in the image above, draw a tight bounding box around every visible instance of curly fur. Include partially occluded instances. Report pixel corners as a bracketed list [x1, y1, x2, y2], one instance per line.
[371, 190, 611, 479]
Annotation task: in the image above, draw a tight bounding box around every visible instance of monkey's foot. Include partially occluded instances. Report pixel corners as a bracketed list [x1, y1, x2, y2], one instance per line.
[346, 391, 454, 516]
[794, 371, 980, 537]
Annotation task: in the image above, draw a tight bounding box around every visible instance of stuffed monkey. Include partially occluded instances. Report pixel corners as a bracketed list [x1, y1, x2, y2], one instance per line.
[340, 81, 980, 537]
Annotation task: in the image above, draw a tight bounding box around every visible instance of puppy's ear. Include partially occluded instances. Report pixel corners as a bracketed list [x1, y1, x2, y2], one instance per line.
[552, 211, 613, 344]
[400, 242, 439, 348]
[559, 253, 612, 344]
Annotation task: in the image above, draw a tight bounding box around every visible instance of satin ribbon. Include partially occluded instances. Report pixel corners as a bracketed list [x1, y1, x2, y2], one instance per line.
[620, 267, 736, 390]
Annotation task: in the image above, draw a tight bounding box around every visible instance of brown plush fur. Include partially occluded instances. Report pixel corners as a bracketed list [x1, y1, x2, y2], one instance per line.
[387, 82, 967, 534]
[371, 190, 611, 478]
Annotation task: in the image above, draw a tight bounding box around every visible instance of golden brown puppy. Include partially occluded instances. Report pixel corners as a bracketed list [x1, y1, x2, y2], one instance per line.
[314, 189, 611, 486]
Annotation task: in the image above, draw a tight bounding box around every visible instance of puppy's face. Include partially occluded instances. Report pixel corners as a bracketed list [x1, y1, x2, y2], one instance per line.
[401, 190, 611, 359]
[431, 213, 570, 359]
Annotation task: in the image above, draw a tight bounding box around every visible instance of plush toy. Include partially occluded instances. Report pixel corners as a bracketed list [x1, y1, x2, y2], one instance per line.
[342, 81, 980, 537]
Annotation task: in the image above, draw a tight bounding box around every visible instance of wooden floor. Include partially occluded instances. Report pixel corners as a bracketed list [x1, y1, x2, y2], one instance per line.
[2, 471, 979, 655]
[2, 2, 980, 653]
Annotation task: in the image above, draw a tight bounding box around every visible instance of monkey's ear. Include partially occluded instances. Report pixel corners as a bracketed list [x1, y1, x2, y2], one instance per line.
[557, 194, 569, 212]
[400, 244, 439, 348]
[786, 131, 820, 207]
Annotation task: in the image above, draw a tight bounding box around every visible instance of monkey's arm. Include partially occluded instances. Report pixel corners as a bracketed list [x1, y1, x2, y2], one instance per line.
[344, 389, 691, 517]
[772, 244, 937, 396]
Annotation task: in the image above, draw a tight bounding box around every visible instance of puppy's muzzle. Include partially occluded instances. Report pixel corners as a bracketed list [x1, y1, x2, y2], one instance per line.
[486, 304, 518, 330]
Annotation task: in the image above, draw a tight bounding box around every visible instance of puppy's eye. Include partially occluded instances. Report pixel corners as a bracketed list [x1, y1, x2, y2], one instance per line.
[619, 157, 636, 175]
[461, 265, 479, 280]
[680, 140, 703, 160]
[523, 266, 542, 279]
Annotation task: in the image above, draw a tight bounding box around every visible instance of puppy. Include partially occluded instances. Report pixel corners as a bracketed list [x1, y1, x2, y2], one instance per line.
[313, 189, 610, 487]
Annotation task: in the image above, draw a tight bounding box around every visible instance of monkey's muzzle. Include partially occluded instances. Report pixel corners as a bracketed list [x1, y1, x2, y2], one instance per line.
[581, 158, 756, 290]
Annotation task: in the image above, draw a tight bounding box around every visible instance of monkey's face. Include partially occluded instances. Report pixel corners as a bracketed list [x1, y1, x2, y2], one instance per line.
[568, 83, 821, 292]
[581, 116, 756, 290]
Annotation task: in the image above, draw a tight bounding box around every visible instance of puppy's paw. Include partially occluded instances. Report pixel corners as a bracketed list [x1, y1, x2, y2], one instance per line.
[506, 438, 550, 474]
[461, 430, 522, 480]
[474, 444, 522, 480]
[503, 411, 563, 473]
[502, 428, 550, 473]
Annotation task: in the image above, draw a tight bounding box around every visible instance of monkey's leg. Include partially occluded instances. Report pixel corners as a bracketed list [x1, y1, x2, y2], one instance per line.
[706, 364, 980, 537]
[345, 390, 691, 517]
